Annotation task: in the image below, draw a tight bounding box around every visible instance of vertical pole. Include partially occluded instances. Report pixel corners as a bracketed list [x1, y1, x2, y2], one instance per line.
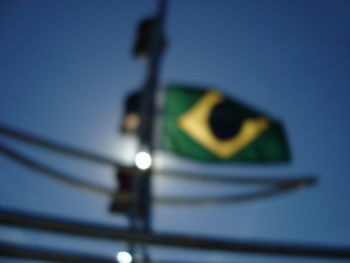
[127, 0, 168, 261]
[138, 0, 167, 233]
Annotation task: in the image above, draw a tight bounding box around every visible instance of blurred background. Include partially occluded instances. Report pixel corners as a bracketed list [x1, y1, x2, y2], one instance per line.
[0, 0, 350, 262]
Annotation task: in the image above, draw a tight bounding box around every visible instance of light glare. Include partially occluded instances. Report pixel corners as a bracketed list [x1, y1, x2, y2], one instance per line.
[135, 151, 152, 170]
[116, 251, 132, 263]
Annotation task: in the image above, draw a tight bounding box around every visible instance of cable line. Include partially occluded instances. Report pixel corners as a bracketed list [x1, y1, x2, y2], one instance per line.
[0, 240, 116, 263]
[0, 142, 315, 207]
[0, 240, 240, 263]
[0, 207, 349, 260]
[0, 123, 120, 167]
[156, 182, 312, 206]
[156, 169, 316, 186]
[0, 142, 113, 197]
[0, 123, 317, 188]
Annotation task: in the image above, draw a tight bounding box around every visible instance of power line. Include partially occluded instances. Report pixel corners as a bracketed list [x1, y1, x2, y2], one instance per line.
[157, 170, 317, 186]
[1, 141, 314, 207]
[1, 122, 317, 188]
[0, 142, 114, 197]
[0, 207, 349, 260]
[0, 241, 116, 263]
[0, 123, 120, 167]
[0, 241, 241, 263]
[155, 182, 313, 206]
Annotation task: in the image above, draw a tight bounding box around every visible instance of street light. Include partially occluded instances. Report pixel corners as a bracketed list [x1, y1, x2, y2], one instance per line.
[135, 151, 152, 170]
[116, 251, 132, 263]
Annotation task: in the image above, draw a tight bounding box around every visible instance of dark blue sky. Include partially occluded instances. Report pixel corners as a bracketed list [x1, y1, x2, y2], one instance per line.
[1, 1, 350, 262]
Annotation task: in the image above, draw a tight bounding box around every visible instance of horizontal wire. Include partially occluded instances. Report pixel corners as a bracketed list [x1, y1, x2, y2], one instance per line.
[0, 240, 116, 263]
[0, 240, 239, 263]
[0, 123, 317, 187]
[0, 207, 349, 259]
[0, 142, 114, 197]
[0, 123, 317, 207]
[0, 141, 315, 207]
[155, 182, 311, 206]
[156, 169, 317, 185]
[0, 123, 121, 167]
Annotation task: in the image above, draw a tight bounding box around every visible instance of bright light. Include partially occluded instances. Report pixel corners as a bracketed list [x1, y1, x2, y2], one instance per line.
[116, 251, 132, 263]
[135, 151, 152, 170]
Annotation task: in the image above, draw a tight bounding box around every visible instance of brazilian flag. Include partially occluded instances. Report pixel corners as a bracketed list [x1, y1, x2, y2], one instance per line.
[162, 84, 290, 162]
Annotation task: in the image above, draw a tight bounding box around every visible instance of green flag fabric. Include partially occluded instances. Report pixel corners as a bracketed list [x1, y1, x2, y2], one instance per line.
[162, 84, 290, 162]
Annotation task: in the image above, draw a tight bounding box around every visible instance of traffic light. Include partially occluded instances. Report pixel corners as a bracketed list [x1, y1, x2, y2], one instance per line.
[132, 17, 166, 59]
[120, 90, 141, 134]
[109, 166, 146, 218]
[109, 167, 133, 214]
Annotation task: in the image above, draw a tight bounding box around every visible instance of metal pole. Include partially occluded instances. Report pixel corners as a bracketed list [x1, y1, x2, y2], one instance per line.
[127, 1, 168, 260]
[136, 0, 168, 233]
